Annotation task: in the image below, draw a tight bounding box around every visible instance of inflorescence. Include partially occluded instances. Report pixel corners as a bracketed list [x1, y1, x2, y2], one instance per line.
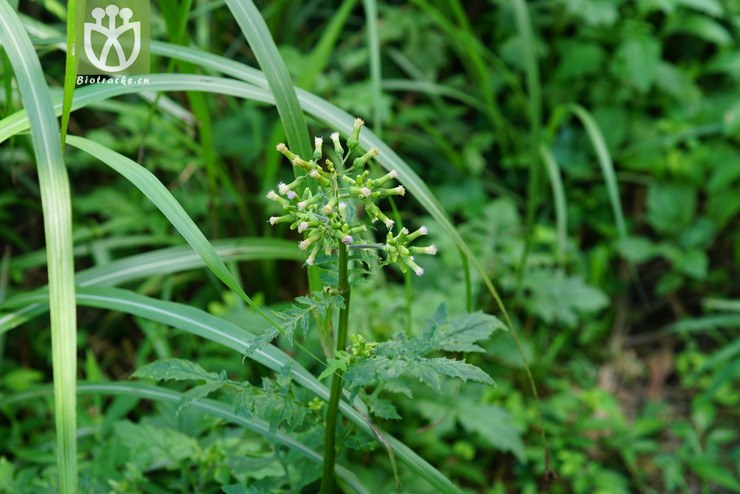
[266, 118, 437, 275]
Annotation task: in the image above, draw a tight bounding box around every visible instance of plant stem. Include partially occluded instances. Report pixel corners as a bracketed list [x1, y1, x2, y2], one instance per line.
[320, 243, 351, 494]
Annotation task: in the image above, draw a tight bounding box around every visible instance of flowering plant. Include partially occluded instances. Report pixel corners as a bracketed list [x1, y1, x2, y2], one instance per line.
[267, 118, 437, 276]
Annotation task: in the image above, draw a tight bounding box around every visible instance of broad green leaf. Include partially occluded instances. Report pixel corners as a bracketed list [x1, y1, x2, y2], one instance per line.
[432, 310, 506, 353]
[522, 271, 609, 327]
[557, 0, 619, 26]
[418, 398, 525, 462]
[615, 33, 661, 93]
[646, 183, 696, 235]
[457, 402, 526, 462]
[115, 420, 200, 467]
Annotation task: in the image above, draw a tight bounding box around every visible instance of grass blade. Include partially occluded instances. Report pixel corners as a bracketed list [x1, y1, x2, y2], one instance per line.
[0, 238, 301, 335]
[297, 0, 359, 89]
[224, 0, 311, 157]
[550, 104, 646, 302]
[539, 144, 567, 266]
[64, 134, 279, 322]
[1, 382, 368, 494]
[362, 0, 382, 134]
[0, 2, 77, 491]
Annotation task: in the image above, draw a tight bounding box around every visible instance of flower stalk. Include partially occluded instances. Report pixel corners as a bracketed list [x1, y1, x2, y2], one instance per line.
[320, 242, 351, 494]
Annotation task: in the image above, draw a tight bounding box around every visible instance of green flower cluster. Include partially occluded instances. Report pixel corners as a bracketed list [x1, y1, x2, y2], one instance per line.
[266, 118, 437, 275]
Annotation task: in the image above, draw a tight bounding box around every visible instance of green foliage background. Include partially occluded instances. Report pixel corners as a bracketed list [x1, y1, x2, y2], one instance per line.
[1, 0, 739, 492]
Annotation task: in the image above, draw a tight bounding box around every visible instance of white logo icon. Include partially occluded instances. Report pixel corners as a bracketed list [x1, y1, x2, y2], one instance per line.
[84, 4, 141, 72]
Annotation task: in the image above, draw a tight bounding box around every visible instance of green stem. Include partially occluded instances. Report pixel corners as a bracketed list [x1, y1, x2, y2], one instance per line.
[320, 243, 351, 494]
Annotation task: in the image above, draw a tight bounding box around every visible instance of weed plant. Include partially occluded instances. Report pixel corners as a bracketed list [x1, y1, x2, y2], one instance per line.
[1, 0, 739, 493]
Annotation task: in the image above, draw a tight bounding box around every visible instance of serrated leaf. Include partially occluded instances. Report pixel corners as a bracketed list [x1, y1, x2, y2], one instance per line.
[132, 358, 220, 383]
[233, 387, 255, 421]
[115, 421, 200, 467]
[244, 328, 280, 356]
[318, 350, 352, 381]
[273, 291, 344, 342]
[457, 403, 525, 462]
[414, 358, 495, 387]
[434, 311, 505, 353]
[177, 381, 225, 416]
[523, 271, 608, 327]
[365, 395, 402, 421]
[344, 356, 410, 389]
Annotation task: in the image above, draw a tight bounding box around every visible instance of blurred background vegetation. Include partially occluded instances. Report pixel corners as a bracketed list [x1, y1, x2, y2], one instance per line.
[1, 0, 739, 492]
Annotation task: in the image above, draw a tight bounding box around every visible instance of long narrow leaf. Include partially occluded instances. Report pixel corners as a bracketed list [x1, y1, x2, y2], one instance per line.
[223, 0, 311, 157]
[65, 134, 282, 326]
[362, 0, 382, 134]
[0, 238, 301, 334]
[0, 2, 77, 491]
[539, 144, 567, 266]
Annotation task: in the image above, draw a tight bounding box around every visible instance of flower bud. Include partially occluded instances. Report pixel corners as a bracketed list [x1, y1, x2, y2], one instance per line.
[276, 143, 298, 162]
[347, 118, 364, 151]
[330, 132, 344, 155]
[412, 245, 438, 255]
[406, 225, 429, 241]
[375, 169, 398, 187]
[313, 137, 323, 161]
[269, 214, 292, 225]
[306, 243, 321, 266]
[352, 147, 378, 168]
[404, 257, 425, 276]
[342, 235, 353, 245]
[298, 221, 309, 233]
[266, 190, 291, 206]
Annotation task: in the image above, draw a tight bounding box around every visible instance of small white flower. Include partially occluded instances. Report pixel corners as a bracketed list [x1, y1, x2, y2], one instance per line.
[425, 245, 438, 255]
[415, 266, 424, 277]
[342, 235, 353, 245]
[278, 182, 289, 195]
[360, 187, 372, 198]
[266, 190, 279, 201]
[287, 190, 297, 200]
[269, 216, 279, 225]
[392, 185, 405, 196]
[384, 218, 395, 229]
[276, 143, 287, 152]
[314, 137, 323, 147]
[297, 201, 307, 210]
[299, 239, 311, 251]
[298, 221, 309, 233]
[306, 255, 315, 266]
[401, 227, 409, 235]
[330, 132, 339, 140]
[390, 170, 398, 178]
[419, 225, 429, 235]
